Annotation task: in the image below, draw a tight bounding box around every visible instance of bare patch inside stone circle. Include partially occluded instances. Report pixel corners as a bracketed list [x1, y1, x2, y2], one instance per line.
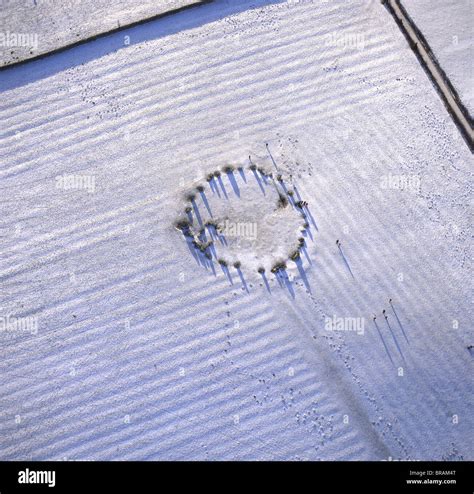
[175, 157, 311, 275]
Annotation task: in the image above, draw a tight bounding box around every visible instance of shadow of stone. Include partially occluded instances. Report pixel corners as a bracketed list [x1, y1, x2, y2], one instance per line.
[209, 177, 221, 198]
[301, 245, 312, 265]
[217, 231, 227, 246]
[295, 258, 311, 293]
[275, 271, 283, 288]
[236, 267, 249, 293]
[338, 244, 354, 278]
[385, 315, 406, 363]
[279, 269, 295, 299]
[390, 301, 409, 344]
[279, 180, 288, 194]
[191, 199, 203, 227]
[293, 185, 302, 201]
[207, 223, 227, 246]
[260, 272, 271, 293]
[265, 142, 279, 170]
[304, 207, 318, 231]
[197, 250, 215, 274]
[226, 171, 240, 197]
[221, 264, 233, 285]
[373, 319, 394, 365]
[184, 235, 199, 264]
[252, 169, 265, 195]
[208, 241, 217, 258]
[199, 190, 213, 217]
[217, 175, 229, 199]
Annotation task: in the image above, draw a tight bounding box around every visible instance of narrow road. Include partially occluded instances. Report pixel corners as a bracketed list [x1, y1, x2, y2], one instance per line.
[383, 0, 473, 151]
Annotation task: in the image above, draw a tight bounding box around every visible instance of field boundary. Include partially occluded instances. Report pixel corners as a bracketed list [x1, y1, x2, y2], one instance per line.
[383, 0, 473, 151]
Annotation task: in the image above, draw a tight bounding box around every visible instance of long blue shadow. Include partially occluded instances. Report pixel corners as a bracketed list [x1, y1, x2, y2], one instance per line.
[338, 245, 354, 278]
[279, 180, 289, 194]
[217, 231, 227, 246]
[185, 235, 200, 264]
[373, 319, 394, 365]
[293, 185, 302, 201]
[390, 301, 409, 343]
[236, 268, 249, 293]
[295, 258, 311, 293]
[304, 207, 318, 231]
[287, 194, 296, 207]
[191, 199, 203, 226]
[260, 272, 271, 293]
[279, 270, 295, 299]
[226, 171, 240, 197]
[221, 264, 233, 285]
[217, 175, 228, 200]
[275, 271, 283, 288]
[208, 258, 217, 276]
[209, 178, 221, 198]
[199, 191, 212, 217]
[251, 169, 265, 195]
[301, 245, 312, 265]
[265, 142, 279, 170]
[209, 241, 217, 259]
[303, 224, 313, 242]
[385, 315, 406, 363]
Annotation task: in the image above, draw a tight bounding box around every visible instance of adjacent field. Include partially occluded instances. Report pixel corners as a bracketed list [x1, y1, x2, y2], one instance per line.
[0, 0, 206, 67]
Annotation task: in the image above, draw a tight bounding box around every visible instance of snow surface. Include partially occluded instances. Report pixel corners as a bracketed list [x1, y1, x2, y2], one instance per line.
[402, 0, 474, 116]
[0, 0, 204, 67]
[0, 0, 472, 460]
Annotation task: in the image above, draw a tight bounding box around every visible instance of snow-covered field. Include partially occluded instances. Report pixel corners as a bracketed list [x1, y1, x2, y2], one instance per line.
[0, 0, 472, 460]
[402, 0, 473, 116]
[0, 0, 204, 66]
